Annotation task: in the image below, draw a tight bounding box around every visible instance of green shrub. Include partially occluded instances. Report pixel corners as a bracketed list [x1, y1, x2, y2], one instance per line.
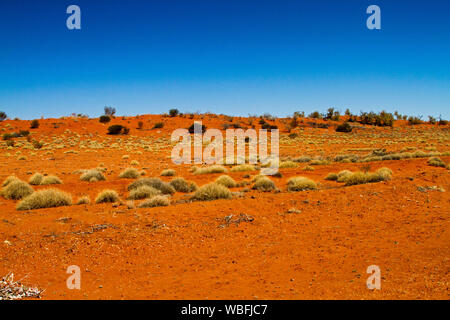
[343, 168, 392, 186]
[188, 123, 207, 133]
[0, 111, 6, 121]
[95, 189, 119, 203]
[16, 188, 72, 210]
[193, 183, 232, 201]
[287, 177, 317, 191]
[1, 180, 34, 200]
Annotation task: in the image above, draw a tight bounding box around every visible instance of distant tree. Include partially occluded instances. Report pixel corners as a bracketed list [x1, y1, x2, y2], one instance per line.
[169, 108, 179, 117]
[0, 111, 6, 121]
[104, 106, 116, 117]
[336, 122, 353, 133]
[345, 109, 352, 116]
[428, 116, 436, 124]
[30, 119, 39, 129]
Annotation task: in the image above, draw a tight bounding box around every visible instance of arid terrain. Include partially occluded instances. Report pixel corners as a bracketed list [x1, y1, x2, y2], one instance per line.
[0, 113, 449, 299]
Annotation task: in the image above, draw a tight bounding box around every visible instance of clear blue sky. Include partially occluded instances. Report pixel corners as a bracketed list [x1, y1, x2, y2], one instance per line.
[0, 0, 449, 119]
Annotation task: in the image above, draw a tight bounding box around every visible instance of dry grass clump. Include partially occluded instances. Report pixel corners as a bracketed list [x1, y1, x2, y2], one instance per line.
[119, 167, 140, 179]
[324, 173, 338, 181]
[287, 177, 318, 191]
[128, 185, 161, 200]
[446, 164, 450, 170]
[138, 195, 170, 208]
[161, 169, 176, 176]
[337, 170, 352, 182]
[193, 165, 227, 175]
[252, 176, 276, 191]
[80, 169, 106, 182]
[230, 164, 256, 172]
[292, 156, 312, 163]
[279, 161, 297, 168]
[1, 180, 34, 200]
[193, 183, 232, 201]
[95, 189, 119, 203]
[130, 160, 139, 166]
[215, 175, 237, 188]
[16, 188, 71, 210]
[76, 196, 90, 205]
[427, 157, 446, 168]
[29, 173, 44, 185]
[40, 175, 62, 185]
[310, 159, 330, 166]
[343, 168, 392, 186]
[2, 176, 19, 187]
[302, 165, 315, 171]
[169, 177, 197, 193]
[127, 178, 175, 195]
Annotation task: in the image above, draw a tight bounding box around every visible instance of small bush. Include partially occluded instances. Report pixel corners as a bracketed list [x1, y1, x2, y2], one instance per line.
[80, 169, 106, 182]
[215, 175, 237, 188]
[32, 140, 43, 149]
[153, 122, 164, 129]
[95, 189, 119, 203]
[119, 168, 140, 179]
[1, 180, 34, 200]
[252, 176, 276, 191]
[193, 183, 232, 201]
[76, 196, 90, 205]
[325, 173, 338, 181]
[230, 164, 256, 172]
[193, 165, 227, 175]
[138, 195, 170, 208]
[336, 122, 352, 133]
[169, 177, 197, 193]
[16, 189, 71, 210]
[107, 124, 129, 135]
[337, 170, 352, 182]
[2, 176, 19, 187]
[128, 185, 161, 200]
[99, 115, 111, 123]
[287, 177, 317, 191]
[427, 157, 446, 168]
[188, 123, 207, 134]
[127, 178, 175, 195]
[29, 173, 44, 185]
[161, 169, 176, 176]
[343, 168, 392, 186]
[40, 175, 62, 185]
[30, 119, 39, 129]
[279, 161, 297, 168]
[169, 108, 179, 117]
[302, 165, 315, 171]
[0, 111, 7, 121]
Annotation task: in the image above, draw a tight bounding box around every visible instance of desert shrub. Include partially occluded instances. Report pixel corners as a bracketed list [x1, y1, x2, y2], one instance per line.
[29, 173, 44, 185]
[279, 161, 297, 168]
[427, 157, 446, 168]
[377, 167, 393, 180]
[99, 115, 111, 123]
[18, 130, 29, 137]
[193, 165, 227, 175]
[188, 123, 207, 133]
[252, 176, 275, 191]
[230, 164, 256, 172]
[95, 190, 119, 203]
[119, 168, 140, 179]
[138, 195, 170, 208]
[130, 160, 139, 166]
[161, 169, 176, 176]
[310, 159, 329, 165]
[30, 119, 39, 129]
[215, 175, 237, 188]
[153, 122, 164, 129]
[0, 111, 6, 121]
[302, 165, 315, 171]
[169, 177, 197, 193]
[32, 140, 43, 149]
[2, 133, 13, 140]
[127, 178, 175, 195]
[343, 168, 392, 186]
[107, 124, 129, 135]
[16, 188, 71, 210]
[128, 185, 161, 200]
[40, 175, 62, 185]
[438, 118, 448, 125]
[325, 173, 338, 181]
[287, 177, 317, 191]
[337, 170, 352, 182]
[293, 156, 312, 163]
[193, 183, 232, 201]
[80, 169, 105, 181]
[308, 111, 322, 119]
[1, 180, 34, 200]
[408, 116, 422, 125]
[76, 196, 90, 205]
[137, 121, 143, 129]
[261, 123, 278, 130]
[2, 176, 19, 187]
[6, 140, 14, 147]
[169, 108, 179, 117]
[336, 122, 352, 133]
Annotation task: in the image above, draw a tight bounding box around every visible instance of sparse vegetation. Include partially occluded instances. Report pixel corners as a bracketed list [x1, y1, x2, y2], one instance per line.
[95, 189, 119, 203]
[169, 177, 197, 193]
[80, 169, 106, 182]
[230, 164, 256, 172]
[29, 173, 44, 185]
[76, 196, 90, 205]
[287, 177, 317, 191]
[128, 185, 161, 200]
[215, 175, 237, 188]
[252, 176, 276, 191]
[40, 175, 62, 185]
[193, 183, 232, 201]
[127, 178, 175, 195]
[119, 168, 140, 179]
[427, 157, 446, 168]
[16, 188, 72, 210]
[324, 173, 338, 181]
[1, 180, 34, 200]
[138, 195, 170, 208]
[192, 165, 227, 175]
[161, 169, 176, 176]
[342, 168, 392, 186]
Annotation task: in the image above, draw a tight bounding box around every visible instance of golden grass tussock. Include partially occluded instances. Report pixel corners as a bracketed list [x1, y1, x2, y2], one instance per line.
[193, 165, 227, 175]
[343, 168, 393, 186]
[2, 176, 19, 187]
[161, 169, 176, 176]
[119, 167, 140, 179]
[128, 185, 161, 200]
[193, 183, 232, 201]
[16, 188, 72, 210]
[127, 178, 175, 195]
[40, 175, 62, 185]
[1, 180, 34, 200]
[80, 169, 106, 182]
[95, 189, 120, 203]
[138, 195, 170, 208]
[279, 161, 297, 168]
[427, 157, 446, 168]
[169, 177, 197, 193]
[302, 165, 315, 171]
[337, 170, 352, 182]
[230, 164, 256, 172]
[29, 173, 44, 185]
[215, 175, 237, 188]
[287, 177, 318, 191]
[324, 173, 338, 181]
[76, 196, 90, 205]
[252, 176, 276, 191]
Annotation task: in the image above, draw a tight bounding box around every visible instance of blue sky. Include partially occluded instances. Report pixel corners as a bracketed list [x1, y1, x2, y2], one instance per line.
[0, 0, 449, 119]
